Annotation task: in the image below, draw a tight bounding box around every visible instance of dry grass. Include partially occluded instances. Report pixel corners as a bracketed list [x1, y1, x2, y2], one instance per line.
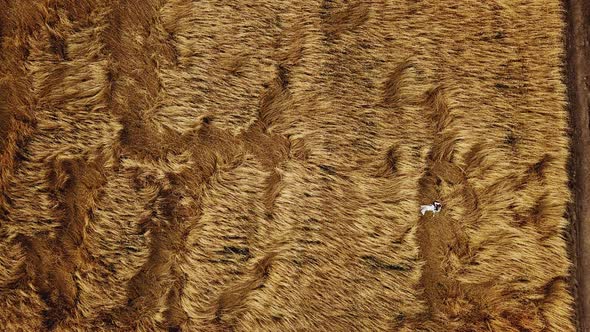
[0, 0, 573, 331]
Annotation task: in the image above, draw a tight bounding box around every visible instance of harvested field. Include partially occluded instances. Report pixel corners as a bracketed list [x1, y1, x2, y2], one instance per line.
[0, 1, 577, 331]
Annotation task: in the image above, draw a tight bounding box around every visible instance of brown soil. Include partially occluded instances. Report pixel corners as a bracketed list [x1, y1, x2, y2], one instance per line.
[566, 0, 590, 330]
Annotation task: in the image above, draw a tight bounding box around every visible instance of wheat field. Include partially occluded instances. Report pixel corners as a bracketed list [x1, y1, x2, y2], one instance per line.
[0, 0, 574, 331]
